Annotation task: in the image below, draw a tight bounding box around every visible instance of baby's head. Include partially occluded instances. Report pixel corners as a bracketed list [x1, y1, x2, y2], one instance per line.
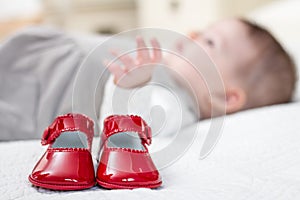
[187, 18, 297, 118]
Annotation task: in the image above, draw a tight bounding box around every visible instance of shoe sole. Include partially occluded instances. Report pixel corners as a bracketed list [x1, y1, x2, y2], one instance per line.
[28, 175, 96, 191]
[96, 178, 162, 189]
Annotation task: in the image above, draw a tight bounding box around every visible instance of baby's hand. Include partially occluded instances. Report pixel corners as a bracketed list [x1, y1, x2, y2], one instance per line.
[104, 36, 162, 88]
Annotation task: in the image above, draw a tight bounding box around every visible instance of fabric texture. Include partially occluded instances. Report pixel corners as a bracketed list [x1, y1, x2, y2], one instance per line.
[0, 26, 109, 140]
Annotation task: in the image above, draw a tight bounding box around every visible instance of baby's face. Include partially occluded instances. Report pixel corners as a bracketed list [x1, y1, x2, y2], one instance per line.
[193, 18, 257, 86]
[166, 18, 257, 117]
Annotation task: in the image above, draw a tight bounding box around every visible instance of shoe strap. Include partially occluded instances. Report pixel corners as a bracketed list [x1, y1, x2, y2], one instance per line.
[101, 115, 152, 148]
[41, 113, 94, 149]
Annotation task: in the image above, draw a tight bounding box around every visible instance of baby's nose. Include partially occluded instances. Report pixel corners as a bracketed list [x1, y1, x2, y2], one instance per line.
[188, 31, 201, 40]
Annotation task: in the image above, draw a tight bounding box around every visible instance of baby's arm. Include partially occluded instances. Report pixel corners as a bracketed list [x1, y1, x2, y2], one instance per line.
[104, 36, 162, 88]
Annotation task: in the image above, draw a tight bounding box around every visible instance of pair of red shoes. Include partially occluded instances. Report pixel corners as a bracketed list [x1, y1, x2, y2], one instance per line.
[28, 113, 162, 190]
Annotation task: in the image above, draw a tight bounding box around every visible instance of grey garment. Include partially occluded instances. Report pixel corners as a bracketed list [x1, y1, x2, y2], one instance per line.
[0, 26, 109, 141]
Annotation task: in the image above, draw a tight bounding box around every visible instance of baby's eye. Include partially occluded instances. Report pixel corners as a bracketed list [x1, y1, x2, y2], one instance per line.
[205, 38, 214, 47]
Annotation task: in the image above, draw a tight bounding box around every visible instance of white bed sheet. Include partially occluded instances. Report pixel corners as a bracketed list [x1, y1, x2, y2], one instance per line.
[1, 101, 300, 200]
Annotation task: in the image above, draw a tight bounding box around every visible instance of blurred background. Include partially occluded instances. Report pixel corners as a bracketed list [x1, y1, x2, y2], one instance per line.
[0, 0, 298, 41]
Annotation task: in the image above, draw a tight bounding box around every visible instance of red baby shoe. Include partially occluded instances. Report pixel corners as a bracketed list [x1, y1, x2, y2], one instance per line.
[28, 113, 96, 190]
[96, 115, 162, 189]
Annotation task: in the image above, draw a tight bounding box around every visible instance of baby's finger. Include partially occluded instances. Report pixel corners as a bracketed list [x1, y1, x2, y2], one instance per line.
[150, 38, 162, 62]
[110, 50, 135, 70]
[104, 60, 124, 80]
[136, 36, 150, 62]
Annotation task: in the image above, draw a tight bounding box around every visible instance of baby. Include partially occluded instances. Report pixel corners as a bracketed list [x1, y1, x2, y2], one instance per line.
[0, 17, 296, 140]
[106, 18, 296, 120]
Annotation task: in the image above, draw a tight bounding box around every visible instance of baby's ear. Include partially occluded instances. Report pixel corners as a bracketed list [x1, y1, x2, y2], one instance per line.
[224, 87, 246, 114]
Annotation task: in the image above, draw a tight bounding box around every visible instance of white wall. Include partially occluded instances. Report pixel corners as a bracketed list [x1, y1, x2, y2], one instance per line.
[137, 0, 218, 33]
[137, 0, 276, 33]
[43, 0, 137, 34]
[248, 0, 300, 45]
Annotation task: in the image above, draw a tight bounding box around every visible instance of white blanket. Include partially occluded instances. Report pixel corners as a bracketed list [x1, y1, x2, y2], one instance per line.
[1, 102, 300, 200]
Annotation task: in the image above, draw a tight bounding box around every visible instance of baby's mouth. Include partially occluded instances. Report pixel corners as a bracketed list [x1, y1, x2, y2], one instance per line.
[175, 39, 186, 54]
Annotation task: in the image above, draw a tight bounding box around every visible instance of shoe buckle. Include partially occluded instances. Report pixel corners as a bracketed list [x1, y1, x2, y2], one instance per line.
[142, 124, 152, 145]
[41, 126, 53, 145]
